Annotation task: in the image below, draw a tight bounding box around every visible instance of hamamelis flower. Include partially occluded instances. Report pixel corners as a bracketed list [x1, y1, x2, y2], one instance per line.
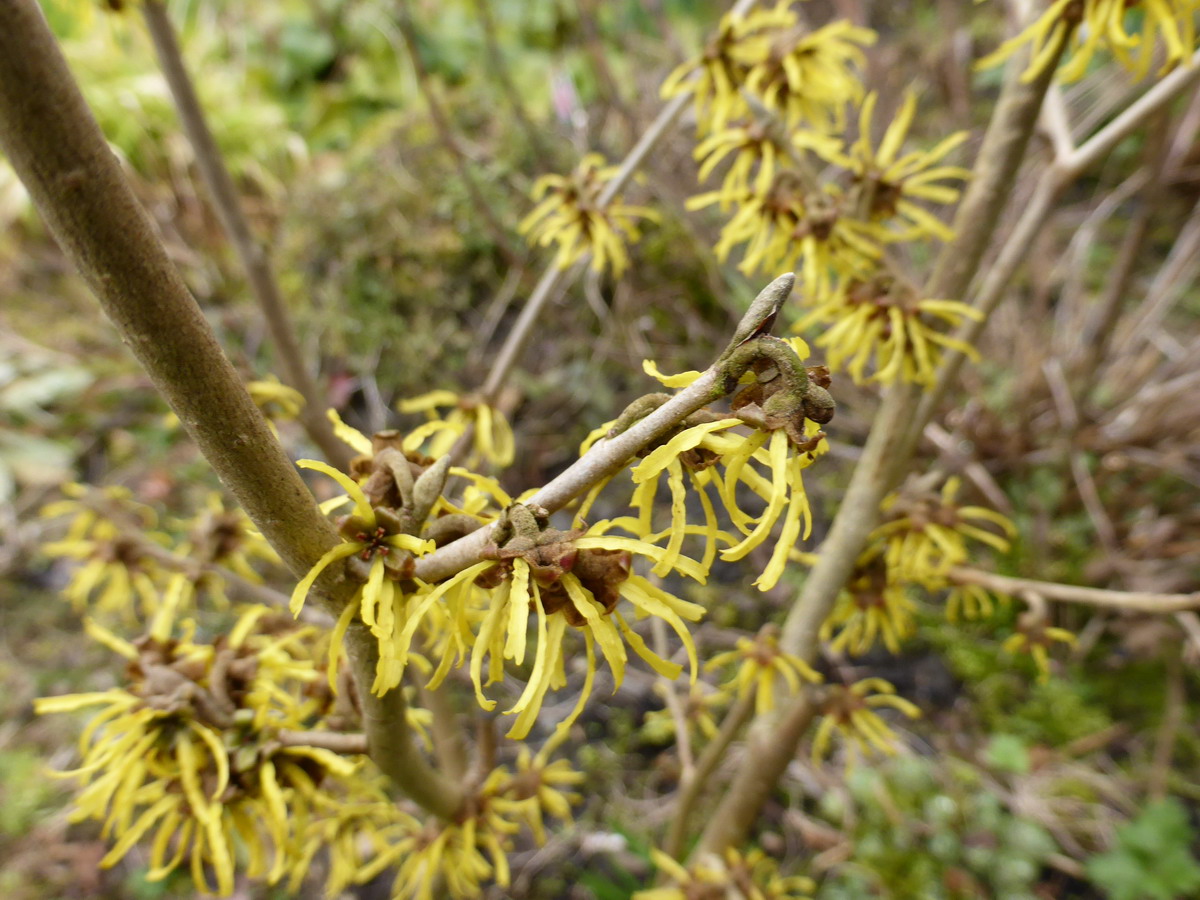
[795, 275, 983, 385]
[693, 119, 790, 202]
[637, 847, 815, 900]
[692, 175, 880, 291]
[41, 517, 168, 616]
[812, 678, 920, 767]
[40, 598, 373, 895]
[398, 389, 515, 468]
[743, 20, 876, 132]
[288, 460, 434, 695]
[173, 493, 281, 607]
[977, 0, 1199, 83]
[453, 511, 706, 739]
[353, 774, 522, 900]
[626, 339, 830, 592]
[708, 625, 822, 714]
[873, 476, 1016, 584]
[494, 743, 585, 845]
[818, 90, 969, 243]
[247, 375, 305, 421]
[820, 548, 917, 656]
[660, 1, 798, 134]
[944, 581, 1008, 622]
[642, 680, 725, 745]
[518, 153, 659, 276]
[41, 482, 157, 542]
[1003, 617, 1076, 682]
[291, 790, 422, 897]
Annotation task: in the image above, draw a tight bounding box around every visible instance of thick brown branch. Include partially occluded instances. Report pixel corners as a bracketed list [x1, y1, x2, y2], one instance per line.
[141, 0, 353, 471]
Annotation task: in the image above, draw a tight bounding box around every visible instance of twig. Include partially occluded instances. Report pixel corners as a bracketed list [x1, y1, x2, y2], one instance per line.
[416, 365, 721, 582]
[948, 566, 1200, 614]
[276, 729, 369, 755]
[141, 0, 352, 471]
[692, 690, 819, 856]
[663, 690, 755, 860]
[0, 0, 463, 820]
[651, 617, 694, 777]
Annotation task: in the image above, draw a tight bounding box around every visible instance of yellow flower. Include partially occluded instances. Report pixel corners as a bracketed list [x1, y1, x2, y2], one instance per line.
[660, 1, 798, 134]
[693, 119, 790, 202]
[742, 20, 876, 132]
[944, 581, 1008, 622]
[467, 514, 706, 739]
[818, 90, 969, 243]
[707, 625, 822, 715]
[637, 847, 815, 900]
[518, 153, 659, 277]
[872, 476, 1015, 584]
[39, 599, 364, 895]
[820, 548, 917, 656]
[977, 0, 1199, 83]
[796, 275, 983, 385]
[812, 677, 920, 767]
[172, 492, 281, 607]
[692, 176, 880, 292]
[41, 517, 168, 617]
[1003, 618, 1076, 682]
[635, 848, 729, 900]
[352, 773, 521, 900]
[288, 459, 434, 695]
[398, 389, 515, 468]
[247, 374, 305, 420]
[495, 743, 584, 845]
[291, 790, 421, 897]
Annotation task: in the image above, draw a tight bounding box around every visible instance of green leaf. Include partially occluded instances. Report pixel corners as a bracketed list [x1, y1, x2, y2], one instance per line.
[1085, 799, 1200, 900]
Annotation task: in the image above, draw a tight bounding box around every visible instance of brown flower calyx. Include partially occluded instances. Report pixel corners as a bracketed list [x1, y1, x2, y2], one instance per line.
[336, 507, 416, 581]
[190, 509, 248, 564]
[480, 504, 584, 588]
[479, 504, 632, 627]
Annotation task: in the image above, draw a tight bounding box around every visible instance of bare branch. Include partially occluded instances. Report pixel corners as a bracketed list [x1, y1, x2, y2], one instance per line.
[948, 566, 1200, 613]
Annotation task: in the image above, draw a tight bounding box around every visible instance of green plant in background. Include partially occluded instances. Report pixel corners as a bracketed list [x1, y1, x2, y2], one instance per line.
[818, 755, 1057, 900]
[1085, 799, 1200, 900]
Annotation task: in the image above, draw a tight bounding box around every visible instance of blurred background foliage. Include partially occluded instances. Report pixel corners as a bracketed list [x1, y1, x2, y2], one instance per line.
[1, 0, 1198, 897]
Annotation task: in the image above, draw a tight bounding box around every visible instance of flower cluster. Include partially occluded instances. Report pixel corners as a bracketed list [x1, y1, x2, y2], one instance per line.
[637, 847, 815, 900]
[36, 602, 360, 894]
[812, 677, 921, 768]
[41, 484, 280, 618]
[819, 545, 917, 656]
[872, 476, 1016, 585]
[666, 9, 980, 388]
[518, 152, 658, 276]
[708, 624, 821, 714]
[397, 389, 515, 468]
[977, 0, 1200, 84]
[793, 275, 982, 385]
[1002, 612, 1077, 682]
